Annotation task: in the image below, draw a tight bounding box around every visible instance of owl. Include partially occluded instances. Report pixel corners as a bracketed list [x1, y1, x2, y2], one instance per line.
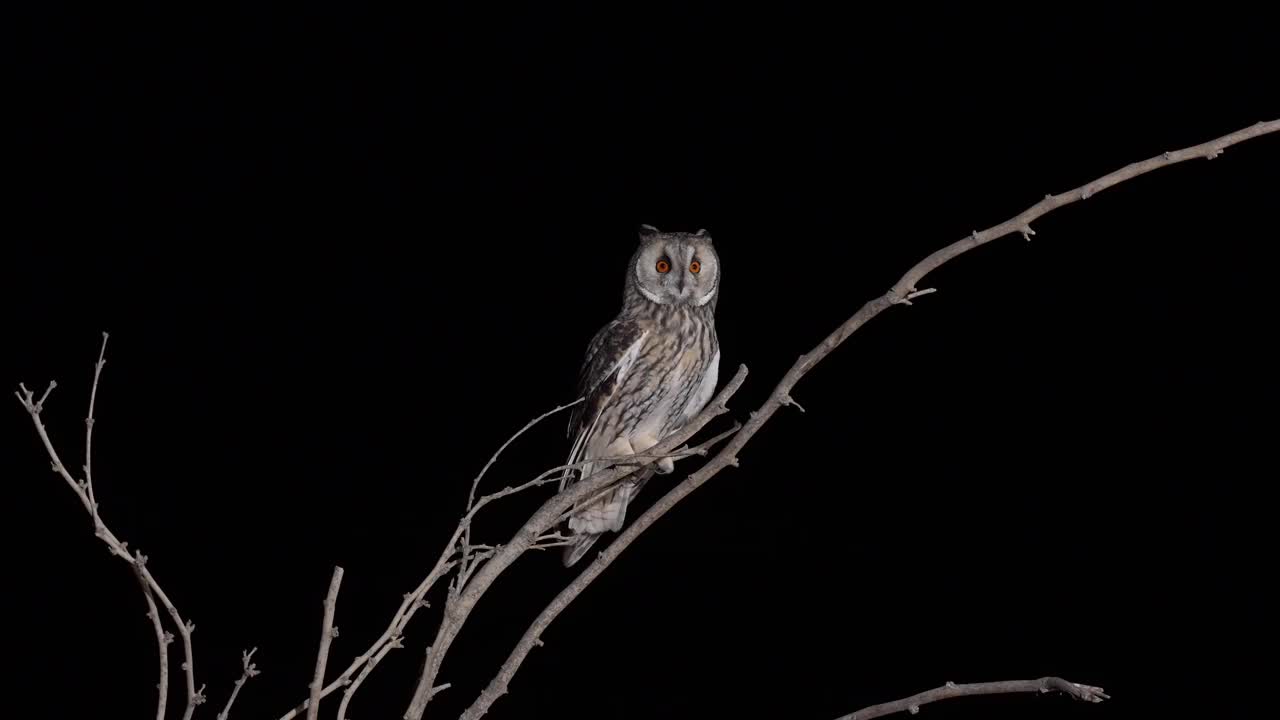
[558, 224, 722, 567]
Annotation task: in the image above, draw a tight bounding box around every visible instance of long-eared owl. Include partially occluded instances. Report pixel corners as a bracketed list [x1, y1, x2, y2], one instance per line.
[559, 224, 721, 567]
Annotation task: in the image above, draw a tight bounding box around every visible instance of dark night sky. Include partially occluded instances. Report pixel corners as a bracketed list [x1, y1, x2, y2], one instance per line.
[4, 3, 1277, 720]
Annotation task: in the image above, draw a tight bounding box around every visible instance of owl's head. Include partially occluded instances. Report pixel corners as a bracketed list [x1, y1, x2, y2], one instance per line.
[627, 224, 720, 308]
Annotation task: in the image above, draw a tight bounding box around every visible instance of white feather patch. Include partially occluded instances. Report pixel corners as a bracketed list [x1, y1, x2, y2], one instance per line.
[638, 285, 665, 304]
[683, 347, 720, 421]
[560, 329, 650, 489]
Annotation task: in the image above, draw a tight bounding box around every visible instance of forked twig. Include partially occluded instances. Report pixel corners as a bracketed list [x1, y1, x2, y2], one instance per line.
[833, 676, 1109, 720]
[216, 649, 261, 720]
[15, 332, 207, 720]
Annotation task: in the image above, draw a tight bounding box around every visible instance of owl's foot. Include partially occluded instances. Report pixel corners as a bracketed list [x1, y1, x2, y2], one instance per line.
[656, 456, 674, 474]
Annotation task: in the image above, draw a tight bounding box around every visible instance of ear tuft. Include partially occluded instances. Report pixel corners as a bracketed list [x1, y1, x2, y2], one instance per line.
[638, 224, 660, 239]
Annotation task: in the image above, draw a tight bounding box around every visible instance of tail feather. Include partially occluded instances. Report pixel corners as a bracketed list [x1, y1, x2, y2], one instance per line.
[562, 532, 602, 567]
[561, 466, 655, 568]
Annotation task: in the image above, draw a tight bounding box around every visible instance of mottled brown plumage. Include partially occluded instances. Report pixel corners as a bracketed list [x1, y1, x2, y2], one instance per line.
[560, 225, 721, 567]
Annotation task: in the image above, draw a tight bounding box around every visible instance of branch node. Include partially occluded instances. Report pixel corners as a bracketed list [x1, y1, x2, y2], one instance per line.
[893, 287, 938, 306]
[36, 380, 57, 411]
[782, 395, 806, 413]
[1020, 225, 1036, 241]
[908, 704, 920, 715]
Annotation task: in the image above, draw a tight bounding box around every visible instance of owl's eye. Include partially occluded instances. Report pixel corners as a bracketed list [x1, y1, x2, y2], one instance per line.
[689, 260, 701, 274]
[656, 258, 671, 273]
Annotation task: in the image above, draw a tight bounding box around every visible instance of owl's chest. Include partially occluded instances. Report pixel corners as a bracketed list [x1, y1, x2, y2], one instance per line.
[618, 328, 711, 423]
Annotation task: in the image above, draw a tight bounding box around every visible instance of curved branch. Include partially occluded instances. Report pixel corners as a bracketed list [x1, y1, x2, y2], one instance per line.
[14, 332, 206, 719]
[834, 677, 1109, 720]
[458, 117, 1279, 718]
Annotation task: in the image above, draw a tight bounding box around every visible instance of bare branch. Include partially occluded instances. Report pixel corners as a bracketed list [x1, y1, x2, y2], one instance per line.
[216, 648, 261, 720]
[833, 676, 1109, 720]
[279, 398, 587, 720]
[304, 566, 345, 720]
[336, 634, 402, 720]
[886, 119, 1280, 305]
[460, 398, 584, 589]
[85, 332, 108, 531]
[467, 397, 584, 511]
[137, 558, 204, 719]
[14, 335, 206, 720]
[457, 117, 1279, 719]
[135, 568, 170, 720]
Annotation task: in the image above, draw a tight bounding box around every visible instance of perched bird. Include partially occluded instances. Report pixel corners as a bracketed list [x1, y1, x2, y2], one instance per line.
[559, 224, 722, 567]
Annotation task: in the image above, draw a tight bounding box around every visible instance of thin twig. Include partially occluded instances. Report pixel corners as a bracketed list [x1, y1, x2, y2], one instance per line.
[307, 566, 345, 720]
[460, 398, 584, 591]
[135, 568, 171, 720]
[336, 635, 401, 720]
[467, 398, 584, 511]
[833, 676, 1109, 720]
[137, 558, 204, 719]
[84, 331, 108, 532]
[14, 334, 206, 720]
[457, 117, 1279, 719]
[216, 648, 261, 720]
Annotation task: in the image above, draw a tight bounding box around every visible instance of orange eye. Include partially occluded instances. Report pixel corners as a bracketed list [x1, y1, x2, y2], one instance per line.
[656, 259, 670, 273]
[689, 260, 701, 274]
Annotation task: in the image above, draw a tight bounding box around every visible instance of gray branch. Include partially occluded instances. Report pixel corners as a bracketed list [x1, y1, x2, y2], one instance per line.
[14, 332, 206, 720]
[834, 677, 1109, 720]
[216, 648, 261, 720]
[307, 566, 345, 720]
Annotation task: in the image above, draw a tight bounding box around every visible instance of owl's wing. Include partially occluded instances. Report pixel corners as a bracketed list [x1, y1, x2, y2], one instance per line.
[560, 318, 648, 490]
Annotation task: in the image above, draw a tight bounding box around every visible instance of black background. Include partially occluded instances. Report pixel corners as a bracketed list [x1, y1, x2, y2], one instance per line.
[5, 3, 1276, 719]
